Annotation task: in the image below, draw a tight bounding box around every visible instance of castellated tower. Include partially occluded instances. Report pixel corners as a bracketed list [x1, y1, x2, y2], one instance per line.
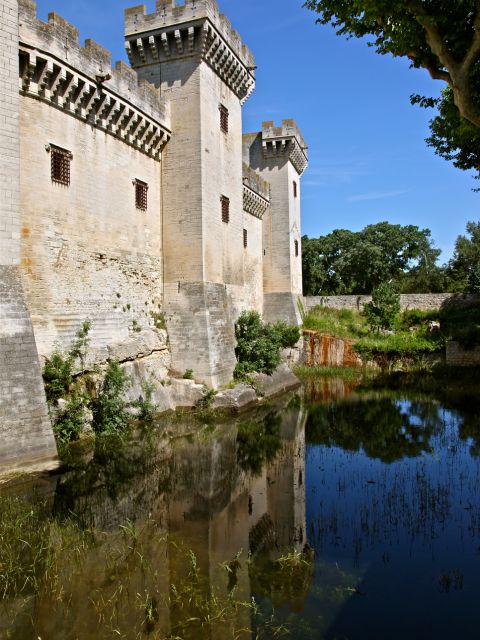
[125, 0, 256, 386]
[243, 120, 308, 325]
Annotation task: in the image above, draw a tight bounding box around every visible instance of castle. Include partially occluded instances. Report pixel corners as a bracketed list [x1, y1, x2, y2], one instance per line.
[0, 0, 308, 470]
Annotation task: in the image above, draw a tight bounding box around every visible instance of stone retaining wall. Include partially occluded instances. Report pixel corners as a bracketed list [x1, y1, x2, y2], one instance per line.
[304, 293, 479, 313]
[446, 342, 480, 367]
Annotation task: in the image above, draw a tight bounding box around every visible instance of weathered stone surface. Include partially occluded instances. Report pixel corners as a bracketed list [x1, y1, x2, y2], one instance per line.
[302, 331, 363, 368]
[108, 329, 168, 363]
[252, 364, 301, 399]
[121, 354, 174, 414]
[213, 384, 257, 411]
[169, 379, 205, 408]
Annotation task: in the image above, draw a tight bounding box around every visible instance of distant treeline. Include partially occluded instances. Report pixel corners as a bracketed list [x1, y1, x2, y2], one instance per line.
[302, 221, 480, 296]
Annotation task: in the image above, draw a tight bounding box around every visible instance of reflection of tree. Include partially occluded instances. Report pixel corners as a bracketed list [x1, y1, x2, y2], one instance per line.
[236, 411, 282, 476]
[306, 398, 443, 463]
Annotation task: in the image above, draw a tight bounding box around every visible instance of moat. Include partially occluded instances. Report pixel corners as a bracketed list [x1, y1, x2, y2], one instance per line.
[1, 375, 480, 639]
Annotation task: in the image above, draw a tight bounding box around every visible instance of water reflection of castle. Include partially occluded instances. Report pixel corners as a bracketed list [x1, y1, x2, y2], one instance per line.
[5, 400, 307, 639]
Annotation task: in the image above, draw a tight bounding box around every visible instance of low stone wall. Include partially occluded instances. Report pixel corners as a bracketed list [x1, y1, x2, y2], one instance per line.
[304, 293, 479, 313]
[446, 342, 480, 367]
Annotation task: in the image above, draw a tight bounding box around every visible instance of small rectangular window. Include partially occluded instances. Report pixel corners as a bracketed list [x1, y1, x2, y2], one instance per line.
[243, 228, 248, 248]
[293, 180, 298, 198]
[221, 195, 230, 223]
[134, 179, 148, 211]
[295, 239, 299, 257]
[219, 104, 229, 134]
[50, 144, 72, 186]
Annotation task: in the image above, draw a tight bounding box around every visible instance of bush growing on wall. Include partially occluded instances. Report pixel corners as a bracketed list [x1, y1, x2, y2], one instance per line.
[234, 311, 299, 378]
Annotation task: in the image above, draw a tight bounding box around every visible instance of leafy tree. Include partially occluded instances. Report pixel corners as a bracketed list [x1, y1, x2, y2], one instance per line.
[417, 89, 480, 183]
[302, 222, 440, 295]
[304, 1, 480, 180]
[304, 0, 480, 129]
[447, 221, 480, 292]
[363, 282, 401, 332]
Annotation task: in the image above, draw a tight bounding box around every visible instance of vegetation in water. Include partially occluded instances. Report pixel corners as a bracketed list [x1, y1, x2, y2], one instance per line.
[234, 311, 299, 379]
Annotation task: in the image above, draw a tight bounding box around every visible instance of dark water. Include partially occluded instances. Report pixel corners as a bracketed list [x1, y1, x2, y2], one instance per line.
[1, 378, 480, 639]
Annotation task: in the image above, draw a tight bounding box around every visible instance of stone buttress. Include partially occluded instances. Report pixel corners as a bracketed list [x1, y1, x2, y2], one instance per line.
[0, 0, 57, 471]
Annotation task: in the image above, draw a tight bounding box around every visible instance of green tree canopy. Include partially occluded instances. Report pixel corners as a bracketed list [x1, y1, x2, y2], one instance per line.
[304, 0, 480, 181]
[304, 0, 480, 128]
[447, 220, 480, 292]
[302, 222, 441, 295]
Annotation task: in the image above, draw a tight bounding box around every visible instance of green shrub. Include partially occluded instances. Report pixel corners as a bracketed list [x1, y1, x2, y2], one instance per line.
[43, 321, 91, 403]
[272, 321, 301, 348]
[363, 283, 400, 332]
[130, 381, 158, 423]
[234, 311, 283, 378]
[91, 361, 131, 434]
[183, 369, 194, 380]
[396, 309, 440, 331]
[52, 389, 88, 443]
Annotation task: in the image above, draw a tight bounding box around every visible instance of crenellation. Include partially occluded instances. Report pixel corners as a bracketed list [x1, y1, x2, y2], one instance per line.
[19, 0, 170, 150]
[261, 119, 308, 176]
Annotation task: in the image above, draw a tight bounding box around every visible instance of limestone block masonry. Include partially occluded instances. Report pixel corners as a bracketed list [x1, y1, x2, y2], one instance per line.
[0, 0, 57, 471]
[1, 0, 310, 466]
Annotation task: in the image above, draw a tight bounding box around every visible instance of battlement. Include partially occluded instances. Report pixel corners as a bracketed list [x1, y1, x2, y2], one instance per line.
[124, 1, 255, 103]
[261, 120, 308, 176]
[242, 163, 270, 202]
[125, 0, 254, 70]
[18, 0, 170, 158]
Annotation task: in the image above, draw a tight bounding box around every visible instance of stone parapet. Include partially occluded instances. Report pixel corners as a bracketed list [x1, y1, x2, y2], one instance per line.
[261, 120, 308, 175]
[242, 163, 269, 219]
[19, 0, 171, 159]
[124, 0, 255, 103]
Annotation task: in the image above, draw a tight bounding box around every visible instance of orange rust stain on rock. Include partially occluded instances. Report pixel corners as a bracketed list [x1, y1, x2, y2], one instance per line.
[21, 226, 30, 238]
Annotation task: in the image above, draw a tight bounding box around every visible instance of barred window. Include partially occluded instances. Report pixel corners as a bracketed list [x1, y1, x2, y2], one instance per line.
[293, 180, 298, 198]
[134, 179, 148, 211]
[50, 145, 72, 186]
[219, 104, 229, 134]
[243, 228, 248, 248]
[295, 239, 299, 257]
[221, 195, 230, 223]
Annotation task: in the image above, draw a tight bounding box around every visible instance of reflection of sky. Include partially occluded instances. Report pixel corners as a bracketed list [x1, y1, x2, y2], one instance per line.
[302, 401, 480, 640]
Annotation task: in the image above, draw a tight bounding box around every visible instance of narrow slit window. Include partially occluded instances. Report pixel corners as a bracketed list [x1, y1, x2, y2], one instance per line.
[295, 239, 299, 257]
[293, 180, 298, 198]
[221, 195, 230, 223]
[50, 145, 72, 186]
[243, 228, 248, 248]
[134, 179, 148, 211]
[219, 104, 229, 134]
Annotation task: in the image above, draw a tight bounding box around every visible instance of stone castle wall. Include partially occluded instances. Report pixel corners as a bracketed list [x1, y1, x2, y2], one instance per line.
[0, 0, 57, 471]
[18, 0, 171, 359]
[303, 293, 478, 313]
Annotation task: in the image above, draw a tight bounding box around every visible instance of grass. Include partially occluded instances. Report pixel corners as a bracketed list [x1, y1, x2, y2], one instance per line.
[302, 306, 444, 367]
[0, 495, 296, 639]
[295, 365, 368, 382]
[302, 307, 369, 339]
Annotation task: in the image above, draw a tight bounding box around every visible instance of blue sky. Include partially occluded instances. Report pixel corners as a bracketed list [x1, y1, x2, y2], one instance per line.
[34, 0, 480, 262]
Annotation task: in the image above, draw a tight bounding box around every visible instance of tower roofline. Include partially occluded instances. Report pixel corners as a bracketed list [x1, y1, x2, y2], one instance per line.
[261, 120, 308, 176]
[125, 0, 254, 70]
